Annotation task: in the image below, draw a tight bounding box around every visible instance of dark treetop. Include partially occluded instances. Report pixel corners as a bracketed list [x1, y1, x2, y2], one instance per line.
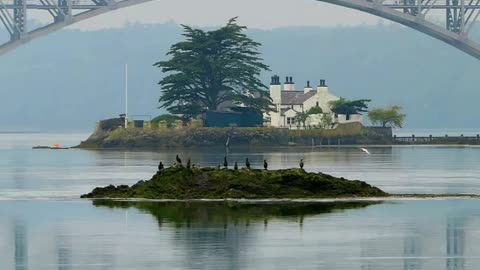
[154, 17, 272, 119]
[329, 98, 371, 117]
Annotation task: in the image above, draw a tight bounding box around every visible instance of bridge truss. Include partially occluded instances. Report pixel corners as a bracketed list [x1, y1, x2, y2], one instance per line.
[318, 0, 480, 59]
[0, 0, 149, 54]
[1, 0, 480, 59]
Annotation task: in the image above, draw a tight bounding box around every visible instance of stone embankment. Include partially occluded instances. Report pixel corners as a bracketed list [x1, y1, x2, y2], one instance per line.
[76, 118, 392, 149]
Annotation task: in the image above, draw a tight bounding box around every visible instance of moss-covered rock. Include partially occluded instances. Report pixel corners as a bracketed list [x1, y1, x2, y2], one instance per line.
[81, 167, 388, 199]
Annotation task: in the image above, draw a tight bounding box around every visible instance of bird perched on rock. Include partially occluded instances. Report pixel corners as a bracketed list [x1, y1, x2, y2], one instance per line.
[234, 162, 238, 170]
[186, 158, 191, 169]
[223, 156, 228, 169]
[176, 155, 182, 165]
[263, 160, 268, 170]
[300, 159, 304, 169]
[158, 161, 164, 171]
[245, 158, 251, 169]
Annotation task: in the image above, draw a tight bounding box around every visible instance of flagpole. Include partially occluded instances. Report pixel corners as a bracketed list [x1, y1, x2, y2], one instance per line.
[125, 63, 128, 129]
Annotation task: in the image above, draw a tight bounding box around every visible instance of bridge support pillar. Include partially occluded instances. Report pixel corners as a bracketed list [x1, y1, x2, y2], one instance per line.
[12, 0, 26, 41]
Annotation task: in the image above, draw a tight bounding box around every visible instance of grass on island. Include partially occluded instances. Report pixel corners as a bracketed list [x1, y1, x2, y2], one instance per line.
[81, 166, 388, 200]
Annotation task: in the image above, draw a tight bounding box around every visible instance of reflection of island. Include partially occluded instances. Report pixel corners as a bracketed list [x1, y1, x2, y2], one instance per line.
[94, 201, 381, 268]
[14, 220, 28, 270]
[403, 233, 422, 270]
[93, 201, 382, 228]
[56, 232, 72, 270]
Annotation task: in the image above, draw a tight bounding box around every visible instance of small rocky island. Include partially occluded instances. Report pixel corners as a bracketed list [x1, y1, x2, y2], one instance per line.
[81, 166, 388, 199]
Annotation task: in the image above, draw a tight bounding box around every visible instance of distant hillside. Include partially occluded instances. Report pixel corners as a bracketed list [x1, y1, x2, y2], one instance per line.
[0, 22, 479, 131]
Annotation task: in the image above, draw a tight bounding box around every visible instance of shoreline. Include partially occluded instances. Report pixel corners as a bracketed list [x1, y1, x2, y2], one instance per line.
[76, 119, 480, 149]
[74, 143, 480, 151]
[82, 194, 480, 202]
[2, 194, 480, 202]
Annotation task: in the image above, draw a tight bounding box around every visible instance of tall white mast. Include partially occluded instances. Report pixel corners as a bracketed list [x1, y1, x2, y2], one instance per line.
[125, 63, 128, 129]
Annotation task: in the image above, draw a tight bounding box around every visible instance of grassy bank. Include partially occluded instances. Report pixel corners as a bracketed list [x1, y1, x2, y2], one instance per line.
[81, 167, 388, 199]
[76, 120, 392, 149]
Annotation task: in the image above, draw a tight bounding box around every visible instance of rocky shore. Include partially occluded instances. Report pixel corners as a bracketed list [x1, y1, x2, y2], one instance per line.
[75, 118, 392, 149]
[81, 166, 388, 200]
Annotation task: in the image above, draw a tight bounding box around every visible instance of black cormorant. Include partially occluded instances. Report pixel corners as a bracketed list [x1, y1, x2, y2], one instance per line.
[245, 158, 251, 169]
[186, 158, 191, 169]
[158, 161, 164, 171]
[263, 160, 268, 170]
[234, 162, 238, 170]
[300, 159, 304, 169]
[176, 155, 182, 164]
[223, 156, 228, 169]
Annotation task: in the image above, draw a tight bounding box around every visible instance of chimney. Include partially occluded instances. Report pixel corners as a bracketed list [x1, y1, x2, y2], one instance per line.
[304, 80, 313, 93]
[317, 79, 329, 96]
[270, 75, 282, 104]
[270, 75, 280, 85]
[284, 75, 295, 91]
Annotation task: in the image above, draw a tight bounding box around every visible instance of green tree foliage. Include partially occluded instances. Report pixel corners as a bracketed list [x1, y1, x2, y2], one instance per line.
[320, 113, 333, 129]
[329, 98, 371, 117]
[306, 105, 323, 115]
[152, 114, 182, 128]
[154, 18, 272, 119]
[295, 112, 309, 128]
[295, 106, 323, 129]
[368, 105, 406, 128]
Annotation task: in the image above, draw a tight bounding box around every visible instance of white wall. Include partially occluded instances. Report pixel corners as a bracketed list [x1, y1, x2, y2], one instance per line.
[270, 84, 282, 104]
[303, 86, 339, 114]
[336, 114, 363, 124]
[266, 79, 363, 128]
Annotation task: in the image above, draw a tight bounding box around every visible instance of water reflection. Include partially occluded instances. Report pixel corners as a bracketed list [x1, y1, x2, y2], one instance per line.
[92, 201, 380, 228]
[93, 201, 382, 269]
[1, 200, 480, 269]
[14, 220, 27, 270]
[56, 231, 72, 270]
[403, 232, 422, 270]
[447, 216, 465, 270]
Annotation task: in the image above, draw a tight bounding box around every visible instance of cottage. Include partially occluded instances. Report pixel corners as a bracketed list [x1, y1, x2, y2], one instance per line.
[265, 75, 363, 128]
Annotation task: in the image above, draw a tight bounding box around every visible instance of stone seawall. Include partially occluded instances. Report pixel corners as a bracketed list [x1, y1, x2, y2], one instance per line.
[76, 119, 392, 149]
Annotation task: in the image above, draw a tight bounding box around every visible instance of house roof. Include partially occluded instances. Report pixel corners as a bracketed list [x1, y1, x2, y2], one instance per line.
[281, 90, 317, 105]
[280, 108, 299, 116]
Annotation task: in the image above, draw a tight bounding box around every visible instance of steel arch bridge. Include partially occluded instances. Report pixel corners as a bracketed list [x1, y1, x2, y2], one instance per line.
[1, 0, 480, 59]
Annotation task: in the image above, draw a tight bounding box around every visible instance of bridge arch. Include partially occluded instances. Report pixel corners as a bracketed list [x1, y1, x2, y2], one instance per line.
[0, 0, 479, 59]
[316, 0, 480, 60]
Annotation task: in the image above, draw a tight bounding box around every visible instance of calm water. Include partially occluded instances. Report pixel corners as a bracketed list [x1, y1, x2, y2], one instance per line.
[1, 133, 480, 269]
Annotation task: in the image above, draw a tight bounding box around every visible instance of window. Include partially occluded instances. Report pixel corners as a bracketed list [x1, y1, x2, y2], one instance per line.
[287, 117, 295, 125]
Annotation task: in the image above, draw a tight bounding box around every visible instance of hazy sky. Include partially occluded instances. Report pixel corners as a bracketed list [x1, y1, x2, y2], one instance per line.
[57, 0, 385, 30]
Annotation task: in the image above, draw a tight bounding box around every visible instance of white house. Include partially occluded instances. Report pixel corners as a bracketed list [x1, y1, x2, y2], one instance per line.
[265, 75, 363, 128]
